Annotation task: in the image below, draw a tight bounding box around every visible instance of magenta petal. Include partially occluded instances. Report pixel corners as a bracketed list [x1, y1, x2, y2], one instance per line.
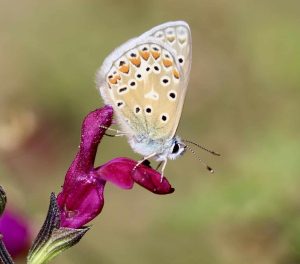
[57, 176, 106, 229]
[57, 106, 113, 228]
[0, 209, 31, 258]
[97, 157, 174, 194]
[56, 105, 174, 229]
[95, 158, 135, 189]
[133, 165, 175, 195]
[67, 106, 113, 178]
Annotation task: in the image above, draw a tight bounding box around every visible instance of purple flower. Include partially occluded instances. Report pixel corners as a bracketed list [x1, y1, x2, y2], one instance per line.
[0, 209, 31, 258]
[57, 106, 174, 229]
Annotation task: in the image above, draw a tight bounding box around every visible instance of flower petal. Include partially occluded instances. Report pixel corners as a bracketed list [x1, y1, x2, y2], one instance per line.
[57, 106, 113, 228]
[132, 164, 175, 195]
[57, 176, 106, 229]
[67, 105, 113, 177]
[96, 157, 174, 194]
[0, 209, 31, 258]
[95, 158, 135, 189]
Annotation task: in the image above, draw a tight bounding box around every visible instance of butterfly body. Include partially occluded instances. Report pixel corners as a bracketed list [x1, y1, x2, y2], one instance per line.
[97, 21, 191, 172]
[129, 135, 186, 161]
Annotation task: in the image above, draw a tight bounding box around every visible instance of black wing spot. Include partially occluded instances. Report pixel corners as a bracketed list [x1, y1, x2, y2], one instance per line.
[117, 101, 124, 107]
[161, 115, 167, 121]
[169, 92, 176, 99]
[119, 86, 127, 93]
[135, 107, 141, 113]
[119, 60, 126, 66]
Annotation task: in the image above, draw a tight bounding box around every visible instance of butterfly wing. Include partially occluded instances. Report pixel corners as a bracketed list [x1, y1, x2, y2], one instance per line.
[136, 21, 192, 138]
[97, 21, 191, 146]
[141, 21, 192, 81]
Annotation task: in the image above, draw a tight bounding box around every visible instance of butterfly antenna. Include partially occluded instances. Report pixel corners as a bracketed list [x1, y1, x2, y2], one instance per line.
[182, 139, 221, 156]
[185, 144, 215, 173]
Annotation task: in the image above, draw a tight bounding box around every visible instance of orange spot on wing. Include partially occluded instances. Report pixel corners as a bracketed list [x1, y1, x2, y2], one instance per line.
[163, 59, 173, 68]
[173, 69, 180, 79]
[151, 50, 160, 60]
[140, 51, 150, 60]
[109, 74, 121, 84]
[119, 64, 129, 74]
[129, 57, 141, 67]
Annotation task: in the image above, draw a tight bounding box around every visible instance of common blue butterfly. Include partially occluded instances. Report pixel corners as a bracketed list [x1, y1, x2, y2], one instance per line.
[97, 21, 218, 179]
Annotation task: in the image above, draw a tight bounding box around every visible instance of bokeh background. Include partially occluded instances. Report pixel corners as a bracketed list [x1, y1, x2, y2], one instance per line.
[1, 0, 299, 263]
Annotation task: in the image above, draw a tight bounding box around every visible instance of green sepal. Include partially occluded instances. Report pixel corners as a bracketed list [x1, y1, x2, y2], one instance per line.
[27, 193, 89, 264]
[0, 186, 14, 264]
[0, 186, 6, 217]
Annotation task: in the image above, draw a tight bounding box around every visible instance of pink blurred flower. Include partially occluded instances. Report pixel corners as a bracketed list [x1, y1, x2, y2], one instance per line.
[0, 209, 31, 258]
[57, 106, 174, 229]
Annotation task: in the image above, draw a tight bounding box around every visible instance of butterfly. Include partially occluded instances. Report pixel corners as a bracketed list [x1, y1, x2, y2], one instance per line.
[96, 21, 218, 179]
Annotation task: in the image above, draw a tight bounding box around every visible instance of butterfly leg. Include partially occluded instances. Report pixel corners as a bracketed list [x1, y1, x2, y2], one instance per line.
[160, 159, 168, 183]
[133, 153, 157, 171]
[156, 161, 163, 170]
[100, 126, 128, 137]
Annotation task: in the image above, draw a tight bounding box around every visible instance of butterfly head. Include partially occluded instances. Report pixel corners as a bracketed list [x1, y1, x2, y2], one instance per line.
[163, 136, 187, 161]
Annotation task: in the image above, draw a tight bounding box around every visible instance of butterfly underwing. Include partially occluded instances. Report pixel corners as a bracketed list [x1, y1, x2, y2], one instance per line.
[96, 21, 192, 175]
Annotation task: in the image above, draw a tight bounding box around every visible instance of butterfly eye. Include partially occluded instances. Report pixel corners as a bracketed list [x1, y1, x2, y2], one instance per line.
[172, 143, 180, 154]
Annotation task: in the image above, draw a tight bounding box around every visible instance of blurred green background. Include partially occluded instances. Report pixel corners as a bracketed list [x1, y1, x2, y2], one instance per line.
[1, 0, 299, 263]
